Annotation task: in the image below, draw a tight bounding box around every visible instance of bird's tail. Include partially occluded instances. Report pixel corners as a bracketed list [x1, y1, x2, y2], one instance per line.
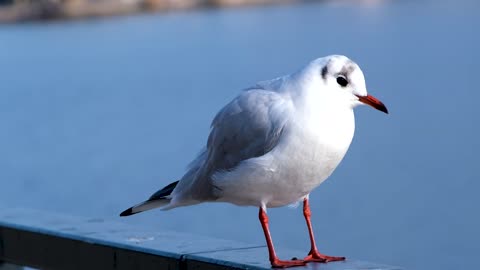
[119, 180, 179, 217]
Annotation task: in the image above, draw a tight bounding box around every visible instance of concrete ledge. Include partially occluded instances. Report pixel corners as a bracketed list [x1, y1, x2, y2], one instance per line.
[0, 262, 22, 270]
[0, 208, 401, 270]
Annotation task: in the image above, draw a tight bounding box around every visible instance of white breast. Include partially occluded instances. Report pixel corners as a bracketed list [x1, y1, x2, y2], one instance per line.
[264, 106, 355, 206]
[213, 104, 355, 208]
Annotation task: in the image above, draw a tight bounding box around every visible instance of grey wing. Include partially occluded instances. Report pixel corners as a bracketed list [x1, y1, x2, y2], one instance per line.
[172, 88, 292, 202]
[207, 89, 291, 171]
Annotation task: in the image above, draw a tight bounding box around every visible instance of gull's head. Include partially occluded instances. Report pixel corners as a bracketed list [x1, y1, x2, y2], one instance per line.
[294, 55, 388, 114]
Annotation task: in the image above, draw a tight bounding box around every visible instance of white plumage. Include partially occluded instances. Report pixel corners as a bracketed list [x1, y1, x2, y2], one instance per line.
[121, 55, 388, 268]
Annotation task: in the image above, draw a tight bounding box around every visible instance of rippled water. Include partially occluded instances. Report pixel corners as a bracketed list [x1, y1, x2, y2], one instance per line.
[0, 1, 478, 269]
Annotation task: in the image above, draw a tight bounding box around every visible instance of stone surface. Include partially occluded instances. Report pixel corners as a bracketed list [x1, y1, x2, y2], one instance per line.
[0, 208, 402, 270]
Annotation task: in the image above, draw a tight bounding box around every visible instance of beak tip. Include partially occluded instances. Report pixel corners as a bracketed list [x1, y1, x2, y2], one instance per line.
[357, 94, 388, 115]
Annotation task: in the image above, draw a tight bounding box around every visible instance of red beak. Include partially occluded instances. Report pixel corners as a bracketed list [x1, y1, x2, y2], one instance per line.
[356, 94, 388, 114]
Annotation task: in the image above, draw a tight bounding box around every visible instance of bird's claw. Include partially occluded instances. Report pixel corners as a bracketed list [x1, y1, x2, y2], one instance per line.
[271, 258, 307, 268]
[303, 250, 345, 263]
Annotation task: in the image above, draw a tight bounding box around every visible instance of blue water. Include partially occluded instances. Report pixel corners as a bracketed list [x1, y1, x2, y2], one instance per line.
[0, 1, 479, 269]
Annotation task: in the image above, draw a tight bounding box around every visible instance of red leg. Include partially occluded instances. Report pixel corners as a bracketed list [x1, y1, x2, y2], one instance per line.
[259, 207, 306, 268]
[302, 198, 345, 263]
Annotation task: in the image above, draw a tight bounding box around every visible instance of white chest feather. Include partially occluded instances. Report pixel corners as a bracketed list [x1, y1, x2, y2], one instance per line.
[214, 105, 355, 208]
[262, 107, 354, 203]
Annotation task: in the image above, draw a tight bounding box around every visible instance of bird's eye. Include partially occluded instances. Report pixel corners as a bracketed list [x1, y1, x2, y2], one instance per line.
[336, 76, 348, 87]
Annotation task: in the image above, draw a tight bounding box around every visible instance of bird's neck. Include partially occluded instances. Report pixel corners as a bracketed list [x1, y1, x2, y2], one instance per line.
[289, 89, 356, 153]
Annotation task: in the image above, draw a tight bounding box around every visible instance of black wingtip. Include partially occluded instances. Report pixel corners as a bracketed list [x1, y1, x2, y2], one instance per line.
[120, 207, 134, 217]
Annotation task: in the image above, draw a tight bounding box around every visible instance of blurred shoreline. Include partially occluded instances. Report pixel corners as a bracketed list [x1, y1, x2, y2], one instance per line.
[0, 0, 308, 23]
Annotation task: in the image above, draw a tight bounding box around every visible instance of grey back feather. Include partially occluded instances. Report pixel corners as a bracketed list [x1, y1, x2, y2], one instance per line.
[207, 89, 288, 171]
[172, 80, 292, 202]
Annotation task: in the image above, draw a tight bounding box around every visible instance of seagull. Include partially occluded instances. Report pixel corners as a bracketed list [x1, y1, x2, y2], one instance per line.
[120, 55, 388, 268]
